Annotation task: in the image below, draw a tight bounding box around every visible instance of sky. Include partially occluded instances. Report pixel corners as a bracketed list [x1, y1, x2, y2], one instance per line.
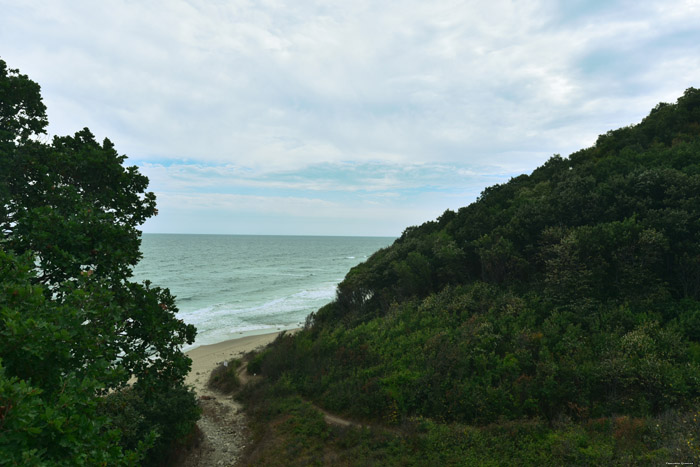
[2, 0, 700, 237]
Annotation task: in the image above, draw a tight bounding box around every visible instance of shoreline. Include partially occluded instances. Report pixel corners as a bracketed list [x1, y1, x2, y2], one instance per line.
[184, 328, 298, 391]
[184, 324, 301, 353]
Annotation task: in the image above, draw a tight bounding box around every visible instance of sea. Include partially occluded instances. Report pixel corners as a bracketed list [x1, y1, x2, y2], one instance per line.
[131, 234, 395, 350]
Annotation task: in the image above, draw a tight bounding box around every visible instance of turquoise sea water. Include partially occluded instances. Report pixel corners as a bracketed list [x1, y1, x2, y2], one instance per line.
[131, 234, 395, 350]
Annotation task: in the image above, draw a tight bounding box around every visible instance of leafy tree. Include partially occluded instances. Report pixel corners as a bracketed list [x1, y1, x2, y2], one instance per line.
[0, 250, 148, 465]
[0, 60, 47, 146]
[0, 58, 198, 465]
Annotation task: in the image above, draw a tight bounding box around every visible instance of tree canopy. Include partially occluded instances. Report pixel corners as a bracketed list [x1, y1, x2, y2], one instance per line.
[0, 61, 47, 146]
[0, 58, 198, 465]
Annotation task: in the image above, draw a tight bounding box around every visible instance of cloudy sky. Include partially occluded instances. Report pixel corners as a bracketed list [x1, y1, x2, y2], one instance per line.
[2, 0, 699, 236]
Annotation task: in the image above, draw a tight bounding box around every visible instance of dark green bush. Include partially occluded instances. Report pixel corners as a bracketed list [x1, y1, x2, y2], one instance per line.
[208, 358, 242, 393]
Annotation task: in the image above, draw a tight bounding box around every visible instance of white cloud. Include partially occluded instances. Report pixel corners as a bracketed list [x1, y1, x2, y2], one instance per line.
[139, 160, 512, 196]
[2, 0, 699, 234]
[143, 190, 441, 236]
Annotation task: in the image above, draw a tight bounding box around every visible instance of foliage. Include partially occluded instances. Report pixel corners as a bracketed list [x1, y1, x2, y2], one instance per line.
[2, 127, 156, 285]
[0, 250, 150, 465]
[0, 60, 47, 146]
[0, 58, 198, 465]
[239, 376, 700, 466]
[208, 359, 243, 393]
[246, 88, 700, 462]
[97, 383, 200, 466]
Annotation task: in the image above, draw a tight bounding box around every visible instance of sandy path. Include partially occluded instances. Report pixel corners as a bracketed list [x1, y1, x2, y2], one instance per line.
[176, 332, 286, 466]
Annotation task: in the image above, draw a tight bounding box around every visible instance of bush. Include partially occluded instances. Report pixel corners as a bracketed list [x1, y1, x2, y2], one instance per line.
[208, 359, 242, 393]
[99, 384, 201, 466]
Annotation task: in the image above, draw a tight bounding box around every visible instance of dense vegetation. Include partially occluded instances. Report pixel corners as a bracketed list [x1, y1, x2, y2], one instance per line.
[0, 59, 199, 465]
[242, 89, 700, 464]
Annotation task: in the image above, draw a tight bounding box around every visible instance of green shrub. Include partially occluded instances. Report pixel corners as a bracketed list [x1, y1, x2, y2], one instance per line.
[99, 384, 200, 466]
[208, 359, 242, 393]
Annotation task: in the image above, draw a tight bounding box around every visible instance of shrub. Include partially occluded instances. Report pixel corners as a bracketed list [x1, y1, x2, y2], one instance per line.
[208, 359, 243, 393]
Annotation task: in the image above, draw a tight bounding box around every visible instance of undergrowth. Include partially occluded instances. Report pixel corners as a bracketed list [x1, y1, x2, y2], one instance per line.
[208, 358, 243, 393]
[235, 367, 700, 466]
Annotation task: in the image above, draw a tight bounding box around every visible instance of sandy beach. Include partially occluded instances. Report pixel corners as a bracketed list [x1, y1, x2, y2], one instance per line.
[184, 330, 292, 392]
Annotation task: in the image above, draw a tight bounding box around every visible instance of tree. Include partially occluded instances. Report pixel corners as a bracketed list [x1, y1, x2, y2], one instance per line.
[0, 58, 198, 465]
[0, 250, 148, 465]
[0, 60, 47, 146]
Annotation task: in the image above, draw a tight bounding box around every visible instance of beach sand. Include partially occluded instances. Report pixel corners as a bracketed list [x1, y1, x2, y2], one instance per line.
[184, 330, 291, 391]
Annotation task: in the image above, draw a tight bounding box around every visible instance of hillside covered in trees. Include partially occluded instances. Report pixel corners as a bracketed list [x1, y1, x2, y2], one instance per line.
[240, 89, 700, 465]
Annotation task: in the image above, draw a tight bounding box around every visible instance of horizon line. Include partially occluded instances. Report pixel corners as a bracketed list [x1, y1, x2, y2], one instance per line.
[139, 231, 398, 239]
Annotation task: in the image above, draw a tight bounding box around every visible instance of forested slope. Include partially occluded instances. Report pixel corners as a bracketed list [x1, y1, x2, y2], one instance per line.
[242, 89, 700, 465]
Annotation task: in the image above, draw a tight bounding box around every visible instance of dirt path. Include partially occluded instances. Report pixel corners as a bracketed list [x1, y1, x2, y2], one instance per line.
[175, 333, 284, 466]
[173, 331, 376, 465]
[313, 405, 365, 428]
[177, 385, 248, 467]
